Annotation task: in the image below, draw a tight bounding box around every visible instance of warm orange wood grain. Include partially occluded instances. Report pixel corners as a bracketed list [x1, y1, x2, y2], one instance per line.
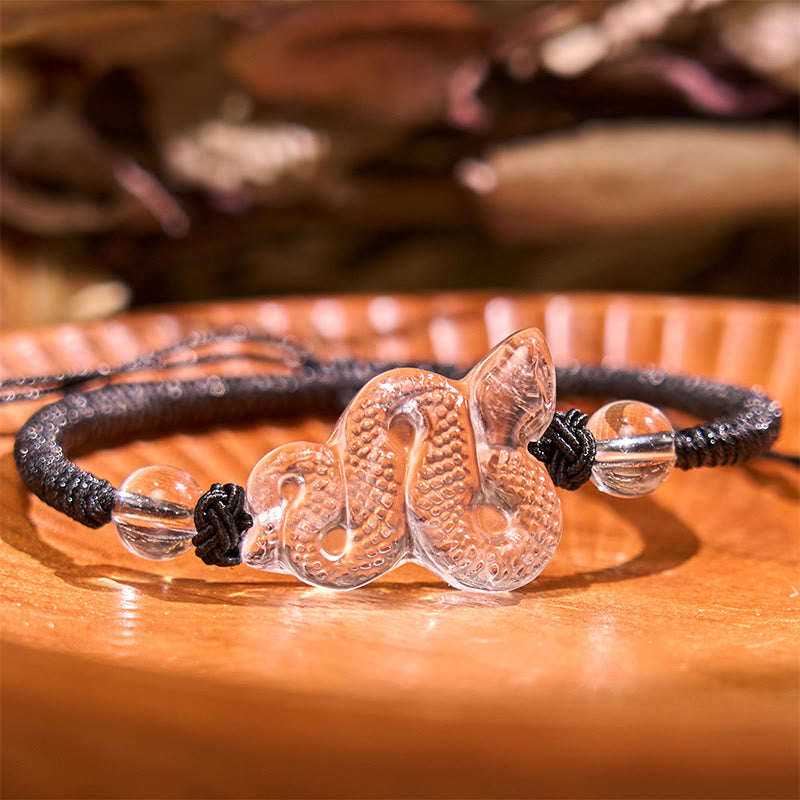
[1, 293, 798, 799]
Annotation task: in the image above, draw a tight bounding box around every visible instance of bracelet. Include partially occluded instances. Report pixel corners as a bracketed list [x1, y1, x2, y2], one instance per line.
[10, 328, 785, 593]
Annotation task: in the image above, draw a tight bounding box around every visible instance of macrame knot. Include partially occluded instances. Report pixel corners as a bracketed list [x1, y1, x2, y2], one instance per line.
[529, 408, 596, 491]
[193, 483, 252, 566]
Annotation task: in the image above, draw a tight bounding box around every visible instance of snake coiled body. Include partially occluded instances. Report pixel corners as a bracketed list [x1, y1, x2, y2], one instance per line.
[243, 329, 562, 591]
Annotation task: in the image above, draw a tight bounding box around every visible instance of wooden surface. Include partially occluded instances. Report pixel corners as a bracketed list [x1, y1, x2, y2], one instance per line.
[1, 293, 798, 799]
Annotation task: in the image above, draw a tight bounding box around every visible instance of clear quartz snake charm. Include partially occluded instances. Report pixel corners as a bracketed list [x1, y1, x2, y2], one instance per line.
[242, 328, 562, 591]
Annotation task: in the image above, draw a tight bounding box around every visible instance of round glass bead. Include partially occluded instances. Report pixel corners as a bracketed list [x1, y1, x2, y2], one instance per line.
[112, 465, 202, 560]
[586, 400, 676, 498]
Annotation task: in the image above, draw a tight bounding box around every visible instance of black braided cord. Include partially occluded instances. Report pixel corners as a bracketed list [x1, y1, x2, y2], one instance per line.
[554, 365, 783, 471]
[12, 360, 784, 565]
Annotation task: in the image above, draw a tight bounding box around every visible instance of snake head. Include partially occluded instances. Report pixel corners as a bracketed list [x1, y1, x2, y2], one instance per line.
[465, 328, 556, 449]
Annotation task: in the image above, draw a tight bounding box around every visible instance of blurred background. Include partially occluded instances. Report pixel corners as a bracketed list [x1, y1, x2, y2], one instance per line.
[0, 0, 798, 330]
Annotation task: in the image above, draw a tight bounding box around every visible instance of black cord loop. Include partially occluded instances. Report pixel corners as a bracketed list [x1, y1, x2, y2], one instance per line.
[528, 409, 596, 491]
[10, 344, 787, 563]
[193, 483, 251, 566]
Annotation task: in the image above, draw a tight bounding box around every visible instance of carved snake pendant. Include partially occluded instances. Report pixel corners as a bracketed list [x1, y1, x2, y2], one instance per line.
[242, 328, 562, 591]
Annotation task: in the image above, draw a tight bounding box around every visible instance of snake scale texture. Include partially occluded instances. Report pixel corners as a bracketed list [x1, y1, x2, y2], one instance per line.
[243, 329, 562, 591]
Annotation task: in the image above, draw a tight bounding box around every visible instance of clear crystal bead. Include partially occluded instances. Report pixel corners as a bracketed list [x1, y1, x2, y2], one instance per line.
[112, 465, 202, 560]
[587, 400, 676, 498]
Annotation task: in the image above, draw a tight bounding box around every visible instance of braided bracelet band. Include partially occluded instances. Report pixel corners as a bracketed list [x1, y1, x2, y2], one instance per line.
[12, 328, 783, 592]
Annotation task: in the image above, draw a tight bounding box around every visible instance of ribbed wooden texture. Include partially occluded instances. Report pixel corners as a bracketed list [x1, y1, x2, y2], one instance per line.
[1, 293, 798, 799]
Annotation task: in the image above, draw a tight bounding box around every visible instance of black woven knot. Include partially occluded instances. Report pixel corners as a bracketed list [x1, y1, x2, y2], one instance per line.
[193, 483, 252, 566]
[528, 408, 596, 491]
